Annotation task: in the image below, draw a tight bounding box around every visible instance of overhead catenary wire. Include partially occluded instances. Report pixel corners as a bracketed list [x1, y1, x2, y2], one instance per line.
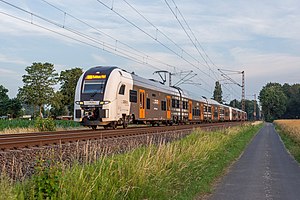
[166, 0, 220, 80]
[0, 0, 242, 100]
[0, 0, 212, 95]
[95, 0, 214, 90]
[40, 0, 176, 71]
[164, 0, 242, 99]
[0, 0, 174, 72]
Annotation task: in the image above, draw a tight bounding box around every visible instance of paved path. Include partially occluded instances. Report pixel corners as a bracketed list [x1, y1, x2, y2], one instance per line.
[210, 123, 300, 200]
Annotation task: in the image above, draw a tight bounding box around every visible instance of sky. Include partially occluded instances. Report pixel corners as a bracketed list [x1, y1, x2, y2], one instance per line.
[0, 0, 300, 103]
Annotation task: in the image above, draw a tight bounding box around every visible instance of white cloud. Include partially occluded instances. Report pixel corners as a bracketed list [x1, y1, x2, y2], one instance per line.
[92, 54, 107, 63]
[0, 54, 28, 65]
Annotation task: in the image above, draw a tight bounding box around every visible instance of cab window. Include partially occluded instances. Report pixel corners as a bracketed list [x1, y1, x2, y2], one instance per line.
[119, 84, 125, 95]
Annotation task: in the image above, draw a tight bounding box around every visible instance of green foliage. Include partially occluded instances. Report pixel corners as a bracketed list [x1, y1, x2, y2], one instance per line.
[35, 117, 56, 131]
[259, 82, 287, 122]
[50, 91, 68, 117]
[32, 159, 62, 199]
[0, 85, 10, 116]
[0, 119, 79, 132]
[0, 119, 34, 131]
[281, 83, 300, 119]
[18, 62, 58, 118]
[55, 120, 80, 128]
[58, 68, 83, 115]
[275, 123, 300, 163]
[213, 81, 222, 103]
[6, 98, 22, 118]
[5, 124, 261, 199]
[0, 175, 16, 200]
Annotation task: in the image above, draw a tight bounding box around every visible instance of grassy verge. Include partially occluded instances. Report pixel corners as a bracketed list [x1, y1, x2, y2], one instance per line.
[274, 120, 300, 163]
[0, 124, 261, 199]
[0, 119, 81, 133]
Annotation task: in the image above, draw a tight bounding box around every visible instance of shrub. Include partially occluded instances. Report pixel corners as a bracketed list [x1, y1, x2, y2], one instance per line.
[32, 159, 62, 199]
[35, 117, 56, 131]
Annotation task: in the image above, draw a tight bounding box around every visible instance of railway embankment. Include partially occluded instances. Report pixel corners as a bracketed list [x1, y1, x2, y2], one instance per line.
[0, 123, 261, 199]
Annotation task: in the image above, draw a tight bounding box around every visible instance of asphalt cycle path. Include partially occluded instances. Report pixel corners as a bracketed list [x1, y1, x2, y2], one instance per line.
[209, 123, 300, 200]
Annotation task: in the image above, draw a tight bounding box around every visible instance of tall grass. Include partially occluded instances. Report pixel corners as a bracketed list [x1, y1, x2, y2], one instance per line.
[0, 120, 34, 132]
[0, 124, 261, 199]
[274, 119, 300, 162]
[0, 119, 80, 133]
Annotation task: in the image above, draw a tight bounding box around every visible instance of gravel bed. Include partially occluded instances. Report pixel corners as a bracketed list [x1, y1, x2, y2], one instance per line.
[0, 129, 194, 181]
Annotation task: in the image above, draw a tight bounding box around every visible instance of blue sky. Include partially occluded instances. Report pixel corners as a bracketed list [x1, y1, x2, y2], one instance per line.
[0, 0, 300, 103]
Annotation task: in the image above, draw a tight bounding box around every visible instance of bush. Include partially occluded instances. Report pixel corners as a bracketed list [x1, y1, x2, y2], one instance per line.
[35, 117, 56, 131]
[32, 159, 62, 199]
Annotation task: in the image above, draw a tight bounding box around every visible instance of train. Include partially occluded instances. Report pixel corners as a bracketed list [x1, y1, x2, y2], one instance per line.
[74, 66, 246, 130]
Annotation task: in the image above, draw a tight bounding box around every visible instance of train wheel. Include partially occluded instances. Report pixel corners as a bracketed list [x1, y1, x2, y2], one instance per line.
[122, 116, 128, 129]
[111, 122, 117, 129]
[123, 121, 128, 129]
[91, 125, 97, 130]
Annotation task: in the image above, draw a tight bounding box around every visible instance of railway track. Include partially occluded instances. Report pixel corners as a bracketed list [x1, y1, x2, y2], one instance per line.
[0, 122, 243, 150]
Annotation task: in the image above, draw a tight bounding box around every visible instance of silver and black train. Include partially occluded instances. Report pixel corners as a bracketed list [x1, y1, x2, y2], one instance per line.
[74, 66, 246, 129]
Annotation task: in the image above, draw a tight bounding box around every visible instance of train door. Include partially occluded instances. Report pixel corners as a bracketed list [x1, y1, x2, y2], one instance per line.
[200, 103, 204, 121]
[188, 100, 192, 120]
[166, 96, 171, 119]
[139, 89, 145, 119]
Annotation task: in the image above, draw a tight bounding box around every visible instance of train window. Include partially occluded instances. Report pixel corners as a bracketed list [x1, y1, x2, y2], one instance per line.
[129, 90, 137, 103]
[183, 101, 188, 109]
[208, 107, 212, 113]
[161, 101, 166, 111]
[118, 84, 125, 95]
[146, 98, 150, 109]
[82, 79, 106, 94]
[176, 100, 180, 108]
[172, 99, 176, 108]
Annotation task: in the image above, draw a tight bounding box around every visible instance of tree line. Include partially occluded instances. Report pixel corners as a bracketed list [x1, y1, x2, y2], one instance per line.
[0, 62, 82, 118]
[213, 80, 300, 122]
[259, 82, 300, 122]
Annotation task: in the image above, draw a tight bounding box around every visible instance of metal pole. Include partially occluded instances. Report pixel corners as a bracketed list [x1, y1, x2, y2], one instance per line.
[253, 94, 256, 121]
[242, 71, 245, 112]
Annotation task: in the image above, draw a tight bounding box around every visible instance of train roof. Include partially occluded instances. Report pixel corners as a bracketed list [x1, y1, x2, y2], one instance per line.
[130, 72, 180, 96]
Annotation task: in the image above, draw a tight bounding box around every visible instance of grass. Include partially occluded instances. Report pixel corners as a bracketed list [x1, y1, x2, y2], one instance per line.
[0, 123, 262, 199]
[274, 119, 300, 162]
[0, 119, 81, 133]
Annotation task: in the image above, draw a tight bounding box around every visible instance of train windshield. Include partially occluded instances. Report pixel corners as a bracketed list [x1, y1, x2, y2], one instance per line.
[82, 79, 106, 94]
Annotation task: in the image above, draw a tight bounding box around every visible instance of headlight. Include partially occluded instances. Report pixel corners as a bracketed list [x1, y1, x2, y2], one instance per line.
[75, 101, 84, 105]
[100, 101, 110, 105]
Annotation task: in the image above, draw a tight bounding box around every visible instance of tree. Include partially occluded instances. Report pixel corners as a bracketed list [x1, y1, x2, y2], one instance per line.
[50, 91, 68, 117]
[0, 85, 10, 116]
[57, 68, 83, 115]
[0, 85, 22, 117]
[259, 82, 287, 122]
[7, 98, 22, 118]
[18, 62, 58, 118]
[213, 81, 222, 103]
[229, 99, 241, 109]
[281, 83, 300, 119]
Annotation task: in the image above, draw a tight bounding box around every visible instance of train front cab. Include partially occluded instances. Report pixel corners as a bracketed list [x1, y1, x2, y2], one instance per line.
[74, 67, 133, 129]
